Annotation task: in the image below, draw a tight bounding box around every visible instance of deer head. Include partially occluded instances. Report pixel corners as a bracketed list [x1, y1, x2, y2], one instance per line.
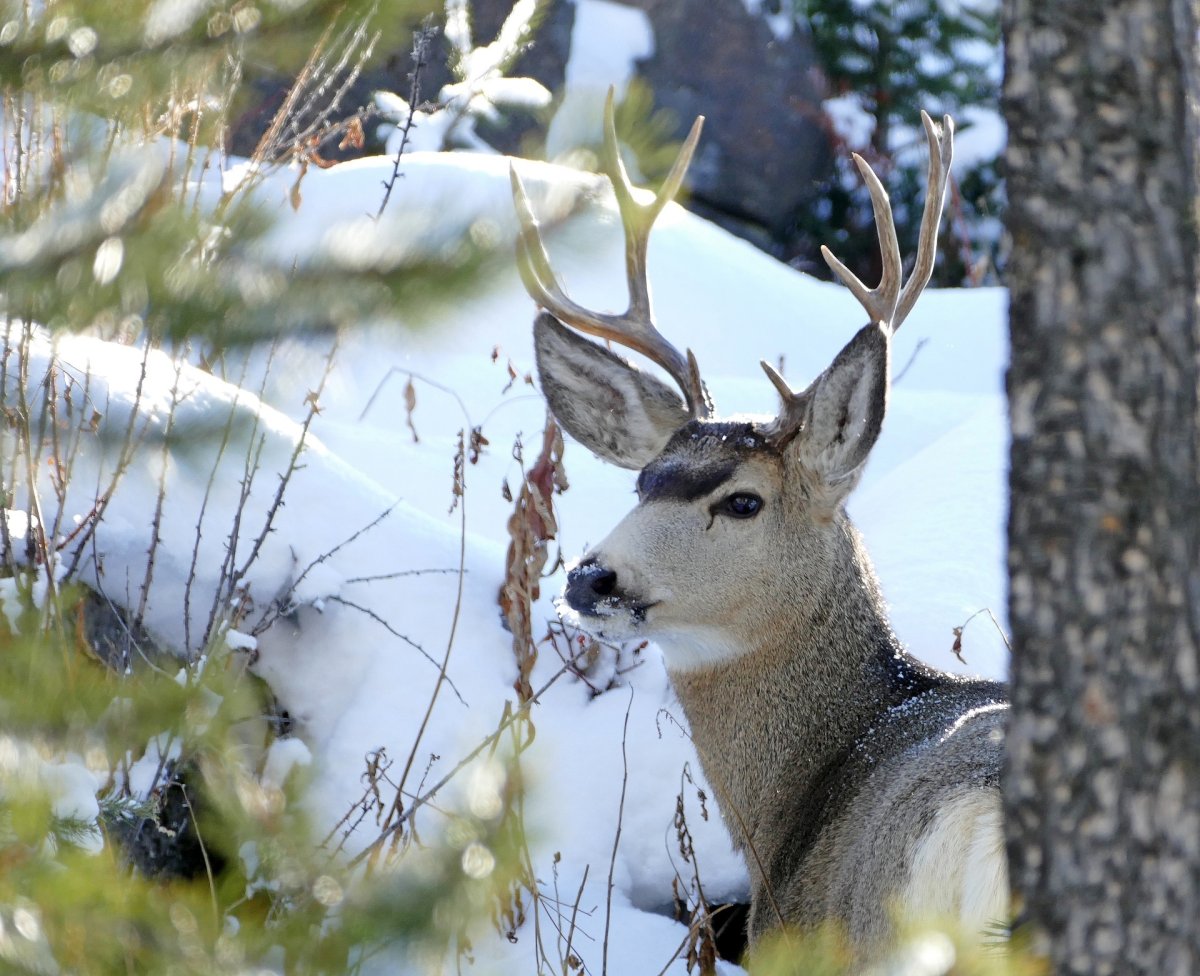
[510, 92, 954, 674]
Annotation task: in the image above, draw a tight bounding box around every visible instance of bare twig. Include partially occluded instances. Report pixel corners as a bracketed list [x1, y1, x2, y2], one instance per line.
[180, 783, 220, 929]
[250, 504, 398, 636]
[286, 505, 393, 604]
[893, 336, 929, 386]
[64, 341, 154, 580]
[376, 17, 438, 220]
[602, 687, 635, 976]
[134, 359, 185, 632]
[374, 424, 470, 859]
[343, 567, 459, 585]
[359, 367, 471, 428]
[952, 606, 1012, 664]
[324, 595, 465, 705]
[563, 864, 592, 974]
[203, 431, 266, 646]
[228, 342, 339, 601]
[183, 351, 258, 656]
[321, 748, 394, 854]
[349, 645, 592, 868]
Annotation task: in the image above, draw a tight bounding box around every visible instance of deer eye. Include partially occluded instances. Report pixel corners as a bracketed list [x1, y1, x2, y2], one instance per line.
[721, 492, 763, 519]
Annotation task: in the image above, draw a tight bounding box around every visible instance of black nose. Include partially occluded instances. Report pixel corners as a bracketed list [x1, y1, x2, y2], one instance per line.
[565, 558, 619, 614]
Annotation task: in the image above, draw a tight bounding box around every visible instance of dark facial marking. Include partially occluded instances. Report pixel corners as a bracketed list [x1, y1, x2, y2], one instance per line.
[637, 457, 740, 503]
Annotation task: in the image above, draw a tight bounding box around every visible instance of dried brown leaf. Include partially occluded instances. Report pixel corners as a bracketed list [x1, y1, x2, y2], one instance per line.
[339, 117, 365, 151]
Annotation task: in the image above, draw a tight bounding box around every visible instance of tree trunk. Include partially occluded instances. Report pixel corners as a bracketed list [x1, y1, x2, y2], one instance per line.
[1003, 2, 1200, 973]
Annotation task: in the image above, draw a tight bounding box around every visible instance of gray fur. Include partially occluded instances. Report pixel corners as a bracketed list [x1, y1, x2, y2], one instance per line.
[534, 313, 690, 469]
[539, 315, 1009, 955]
[798, 322, 890, 482]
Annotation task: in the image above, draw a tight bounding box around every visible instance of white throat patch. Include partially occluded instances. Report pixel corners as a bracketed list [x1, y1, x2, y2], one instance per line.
[654, 628, 748, 674]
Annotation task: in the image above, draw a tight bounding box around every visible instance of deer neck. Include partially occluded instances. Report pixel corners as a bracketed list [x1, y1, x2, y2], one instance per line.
[661, 529, 920, 868]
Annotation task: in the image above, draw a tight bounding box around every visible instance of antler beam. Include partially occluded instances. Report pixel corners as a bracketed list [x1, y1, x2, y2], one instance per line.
[510, 87, 711, 419]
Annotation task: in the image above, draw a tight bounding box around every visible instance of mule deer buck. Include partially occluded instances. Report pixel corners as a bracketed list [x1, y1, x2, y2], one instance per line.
[510, 94, 1009, 954]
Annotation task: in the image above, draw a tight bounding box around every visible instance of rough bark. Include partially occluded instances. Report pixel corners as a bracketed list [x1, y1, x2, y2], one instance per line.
[1003, 2, 1200, 973]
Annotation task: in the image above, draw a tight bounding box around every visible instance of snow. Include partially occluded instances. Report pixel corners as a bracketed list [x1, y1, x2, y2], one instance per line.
[544, 0, 654, 161]
[951, 104, 1006, 170]
[224, 628, 259, 652]
[9, 144, 1008, 972]
[739, 0, 795, 41]
[0, 736, 104, 854]
[261, 737, 313, 791]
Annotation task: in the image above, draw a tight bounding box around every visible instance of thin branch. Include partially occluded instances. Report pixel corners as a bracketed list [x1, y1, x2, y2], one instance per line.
[602, 688, 634, 976]
[349, 645, 592, 868]
[342, 567, 460, 585]
[183, 351, 257, 655]
[134, 359, 185, 632]
[325, 595, 465, 705]
[64, 341, 154, 580]
[279, 504, 396, 607]
[376, 426, 470, 854]
[376, 17, 438, 220]
[893, 336, 929, 386]
[563, 864, 592, 971]
[180, 784, 220, 929]
[203, 431, 266, 647]
[359, 367, 471, 428]
[228, 341, 339, 601]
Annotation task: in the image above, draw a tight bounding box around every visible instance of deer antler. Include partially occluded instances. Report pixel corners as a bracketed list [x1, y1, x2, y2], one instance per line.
[510, 87, 711, 419]
[761, 111, 954, 447]
[822, 111, 954, 334]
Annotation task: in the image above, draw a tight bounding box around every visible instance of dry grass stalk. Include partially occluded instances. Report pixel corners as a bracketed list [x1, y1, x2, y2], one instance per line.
[499, 414, 566, 701]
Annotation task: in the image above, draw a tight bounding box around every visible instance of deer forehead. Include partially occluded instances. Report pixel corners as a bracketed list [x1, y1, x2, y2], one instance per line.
[635, 420, 782, 500]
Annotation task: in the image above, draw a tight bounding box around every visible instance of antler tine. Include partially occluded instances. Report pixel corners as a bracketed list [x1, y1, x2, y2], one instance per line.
[894, 111, 955, 330]
[510, 165, 606, 332]
[598, 87, 708, 413]
[757, 359, 812, 447]
[601, 88, 704, 298]
[820, 155, 903, 328]
[510, 87, 711, 418]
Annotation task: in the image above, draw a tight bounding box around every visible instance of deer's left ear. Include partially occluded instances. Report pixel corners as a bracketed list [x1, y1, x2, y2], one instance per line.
[791, 323, 890, 489]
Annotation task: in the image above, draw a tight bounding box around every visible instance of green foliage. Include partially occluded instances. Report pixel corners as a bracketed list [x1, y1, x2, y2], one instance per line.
[0, 580, 531, 973]
[790, 0, 1003, 285]
[0, 0, 498, 355]
[799, 0, 998, 153]
[0, 3, 535, 972]
[0, 0, 424, 119]
[747, 917, 1049, 976]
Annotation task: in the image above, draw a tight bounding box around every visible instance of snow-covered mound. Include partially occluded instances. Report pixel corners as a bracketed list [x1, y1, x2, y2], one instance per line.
[9, 148, 1007, 974]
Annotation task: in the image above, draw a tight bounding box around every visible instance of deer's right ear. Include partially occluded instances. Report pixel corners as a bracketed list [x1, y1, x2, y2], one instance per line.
[534, 313, 690, 470]
[791, 322, 890, 492]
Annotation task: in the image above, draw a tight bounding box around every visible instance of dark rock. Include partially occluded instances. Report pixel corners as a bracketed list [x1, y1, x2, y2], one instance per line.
[472, 0, 833, 253]
[229, 0, 834, 260]
[630, 0, 831, 238]
[78, 588, 172, 674]
[109, 763, 227, 882]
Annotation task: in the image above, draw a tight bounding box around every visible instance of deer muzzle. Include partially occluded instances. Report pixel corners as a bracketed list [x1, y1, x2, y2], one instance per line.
[564, 557, 620, 616]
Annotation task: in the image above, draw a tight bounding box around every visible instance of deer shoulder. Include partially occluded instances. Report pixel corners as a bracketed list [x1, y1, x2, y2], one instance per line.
[511, 91, 1009, 956]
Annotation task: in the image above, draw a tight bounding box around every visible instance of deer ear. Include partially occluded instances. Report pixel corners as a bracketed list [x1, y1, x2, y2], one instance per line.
[534, 313, 690, 470]
[792, 323, 890, 490]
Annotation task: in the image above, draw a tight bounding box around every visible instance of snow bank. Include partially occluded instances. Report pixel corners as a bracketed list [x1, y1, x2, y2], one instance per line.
[9, 145, 1008, 973]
